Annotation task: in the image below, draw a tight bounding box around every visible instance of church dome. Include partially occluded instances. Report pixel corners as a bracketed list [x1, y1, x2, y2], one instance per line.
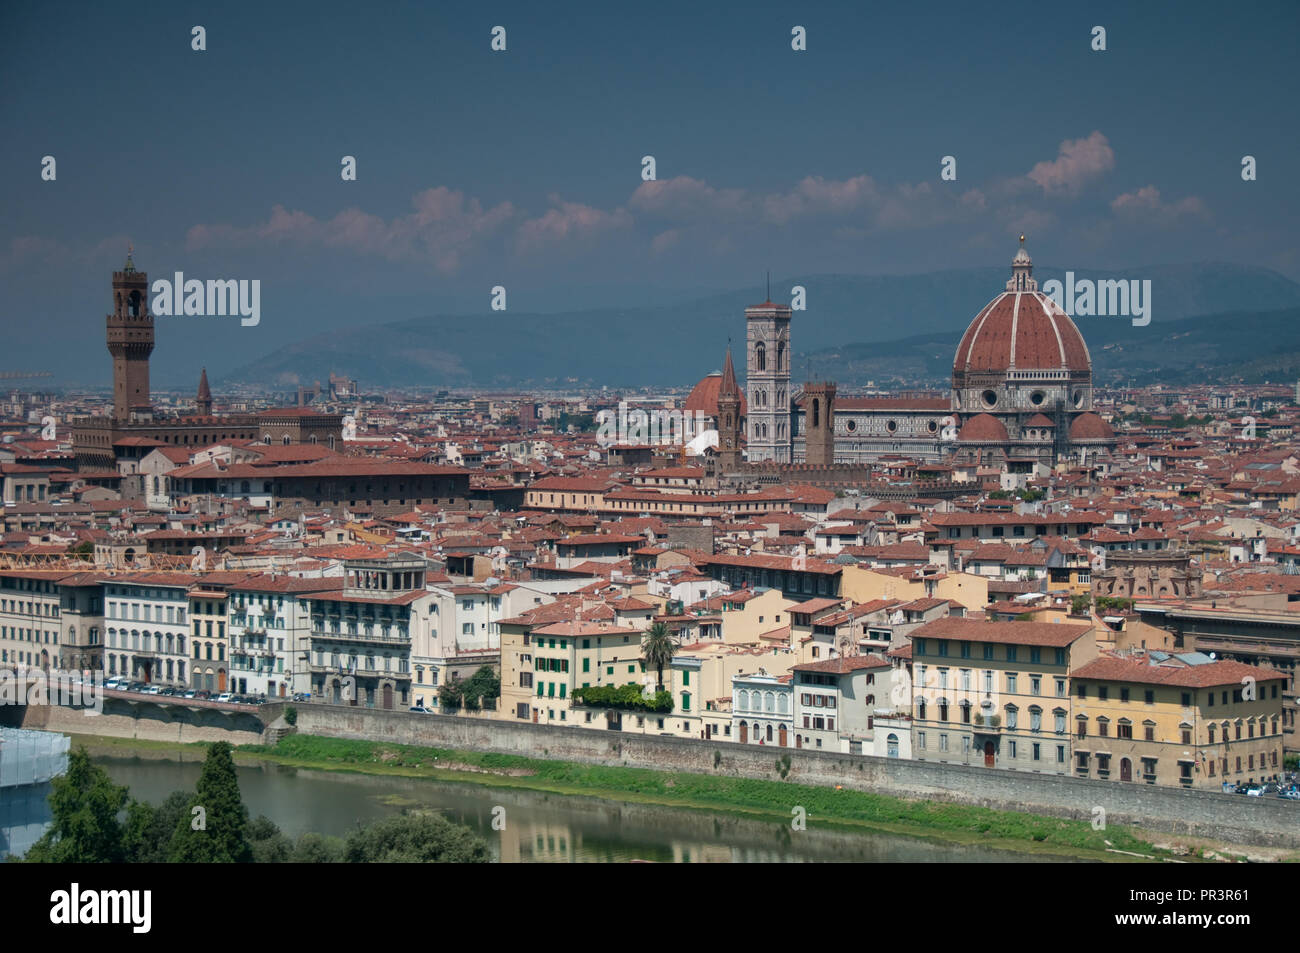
[1068, 412, 1115, 442]
[958, 413, 1009, 443]
[953, 241, 1091, 380]
[685, 371, 746, 418]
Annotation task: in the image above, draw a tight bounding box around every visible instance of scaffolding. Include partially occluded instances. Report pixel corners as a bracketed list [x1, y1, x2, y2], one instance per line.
[0, 727, 70, 789]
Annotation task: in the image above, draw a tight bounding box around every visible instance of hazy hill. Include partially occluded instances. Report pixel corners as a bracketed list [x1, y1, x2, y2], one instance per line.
[222, 263, 1300, 390]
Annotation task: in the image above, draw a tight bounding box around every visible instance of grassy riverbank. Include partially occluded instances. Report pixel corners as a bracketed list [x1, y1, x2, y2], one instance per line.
[71, 732, 1285, 862]
[240, 734, 1166, 861]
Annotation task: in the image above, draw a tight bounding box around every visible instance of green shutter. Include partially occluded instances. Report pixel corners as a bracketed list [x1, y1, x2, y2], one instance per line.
[582, 658, 590, 673]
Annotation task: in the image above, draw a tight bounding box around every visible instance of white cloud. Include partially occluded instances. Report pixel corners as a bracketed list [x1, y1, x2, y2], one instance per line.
[1027, 131, 1115, 194]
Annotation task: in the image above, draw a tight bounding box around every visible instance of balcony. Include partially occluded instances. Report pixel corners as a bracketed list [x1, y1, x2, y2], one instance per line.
[972, 712, 1001, 734]
[310, 627, 410, 646]
[309, 662, 411, 681]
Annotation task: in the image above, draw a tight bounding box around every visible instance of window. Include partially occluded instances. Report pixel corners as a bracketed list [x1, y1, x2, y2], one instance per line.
[1006, 673, 1017, 694]
[1117, 720, 1133, 740]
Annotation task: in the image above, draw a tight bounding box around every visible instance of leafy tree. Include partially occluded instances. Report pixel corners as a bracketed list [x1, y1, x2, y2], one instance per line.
[290, 832, 345, 863]
[248, 815, 292, 864]
[123, 790, 191, 864]
[168, 741, 253, 863]
[571, 682, 674, 713]
[342, 812, 490, 863]
[460, 665, 500, 711]
[24, 747, 127, 863]
[438, 677, 463, 710]
[640, 622, 679, 692]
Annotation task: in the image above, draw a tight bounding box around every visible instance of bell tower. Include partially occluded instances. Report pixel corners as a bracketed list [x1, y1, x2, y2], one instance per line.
[802, 381, 836, 466]
[107, 249, 154, 422]
[745, 293, 792, 463]
[716, 346, 742, 471]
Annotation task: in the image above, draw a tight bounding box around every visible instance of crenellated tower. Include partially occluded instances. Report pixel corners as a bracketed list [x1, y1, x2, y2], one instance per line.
[106, 249, 154, 422]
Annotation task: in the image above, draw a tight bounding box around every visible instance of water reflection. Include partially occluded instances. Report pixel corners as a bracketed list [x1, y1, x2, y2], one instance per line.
[93, 752, 1077, 864]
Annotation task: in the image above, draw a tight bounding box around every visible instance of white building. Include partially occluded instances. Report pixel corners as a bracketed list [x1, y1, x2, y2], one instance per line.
[103, 576, 191, 688]
[732, 670, 794, 747]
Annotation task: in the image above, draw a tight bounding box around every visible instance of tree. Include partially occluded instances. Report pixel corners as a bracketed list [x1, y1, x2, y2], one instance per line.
[640, 622, 679, 692]
[290, 832, 345, 863]
[24, 747, 128, 863]
[342, 812, 490, 863]
[460, 665, 500, 710]
[168, 741, 253, 863]
[248, 815, 292, 864]
[123, 790, 191, 864]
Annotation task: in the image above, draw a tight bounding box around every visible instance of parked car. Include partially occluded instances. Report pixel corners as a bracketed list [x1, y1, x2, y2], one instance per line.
[1245, 786, 1265, 797]
[182, 690, 197, 699]
[215, 692, 234, 703]
[195, 690, 211, 700]
[144, 685, 162, 695]
[104, 678, 124, 691]
[408, 705, 433, 714]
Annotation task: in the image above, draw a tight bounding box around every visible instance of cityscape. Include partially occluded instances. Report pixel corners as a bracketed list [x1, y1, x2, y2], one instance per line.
[1, 0, 1298, 925]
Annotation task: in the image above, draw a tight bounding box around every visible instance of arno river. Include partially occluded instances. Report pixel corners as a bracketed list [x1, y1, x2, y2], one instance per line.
[87, 749, 1077, 863]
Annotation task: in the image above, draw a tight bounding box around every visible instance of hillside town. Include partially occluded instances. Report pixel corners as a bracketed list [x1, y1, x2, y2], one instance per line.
[2, 250, 1298, 796]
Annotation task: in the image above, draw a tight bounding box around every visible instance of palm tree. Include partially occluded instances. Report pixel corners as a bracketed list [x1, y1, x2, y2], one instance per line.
[640, 621, 679, 692]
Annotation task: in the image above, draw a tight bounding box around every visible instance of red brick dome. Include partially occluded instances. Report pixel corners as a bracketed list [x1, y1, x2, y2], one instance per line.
[1025, 413, 1055, 427]
[1068, 412, 1114, 442]
[958, 413, 1009, 443]
[954, 291, 1091, 376]
[684, 372, 746, 418]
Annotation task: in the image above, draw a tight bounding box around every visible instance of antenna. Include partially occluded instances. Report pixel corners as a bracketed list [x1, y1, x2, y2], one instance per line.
[766, 270, 771, 302]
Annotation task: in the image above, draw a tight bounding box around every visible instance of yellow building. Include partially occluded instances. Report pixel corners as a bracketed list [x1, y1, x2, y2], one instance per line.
[840, 565, 988, 613]
[1070, 653, 1286, 788]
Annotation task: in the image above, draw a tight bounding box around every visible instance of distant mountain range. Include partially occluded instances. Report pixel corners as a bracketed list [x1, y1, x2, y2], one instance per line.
[221, 263, 1300, 391]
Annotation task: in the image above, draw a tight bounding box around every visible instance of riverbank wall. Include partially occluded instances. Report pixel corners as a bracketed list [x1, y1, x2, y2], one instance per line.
[18, 698, 265, 745]
[269, 702, 1300, 849]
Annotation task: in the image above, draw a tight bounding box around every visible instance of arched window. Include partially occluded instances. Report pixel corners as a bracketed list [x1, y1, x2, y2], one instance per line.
[765, 691, 774, 712]
[755, 342, 766, 372]
[777, 694, 788, 714]
[738, 689, 748, 710]
[812, 398, 820, 428]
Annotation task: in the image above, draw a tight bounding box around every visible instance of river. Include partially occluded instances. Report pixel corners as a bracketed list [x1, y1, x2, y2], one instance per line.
[88, 748, 1078, 863]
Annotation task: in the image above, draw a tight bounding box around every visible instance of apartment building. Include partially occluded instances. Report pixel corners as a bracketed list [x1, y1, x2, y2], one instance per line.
[910, 617, 1099, 775]
[228, 575, 340, 698]
[1071, 653, 1286, 788]
[304, 554, 431, 709]
[791, 654, 893, 752]
[0, 572, 65, 669]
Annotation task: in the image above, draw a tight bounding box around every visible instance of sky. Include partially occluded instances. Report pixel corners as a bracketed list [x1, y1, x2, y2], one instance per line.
[2, 0, 1298, 387]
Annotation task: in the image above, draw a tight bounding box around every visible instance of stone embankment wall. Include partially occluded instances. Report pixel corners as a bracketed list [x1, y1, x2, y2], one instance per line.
[20, 698, 265, 745]
[271, 702, 1300, 849]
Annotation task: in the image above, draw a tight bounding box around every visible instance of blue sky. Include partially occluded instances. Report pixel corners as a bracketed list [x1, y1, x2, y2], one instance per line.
[2, 0, 1297, 386]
